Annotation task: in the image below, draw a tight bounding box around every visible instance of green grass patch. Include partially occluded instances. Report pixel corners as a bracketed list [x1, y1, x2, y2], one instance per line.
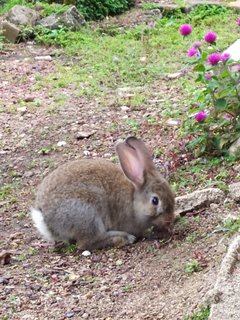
[32, 6, 239, 101]
[184, 305, 210, 320]
[171, 156, 236, 193]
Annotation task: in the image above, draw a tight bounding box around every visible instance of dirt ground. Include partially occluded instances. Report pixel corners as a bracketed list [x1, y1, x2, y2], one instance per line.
[0, 4, 239, 320]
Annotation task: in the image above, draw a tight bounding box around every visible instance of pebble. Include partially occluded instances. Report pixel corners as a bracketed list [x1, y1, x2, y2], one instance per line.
[35, 55, 52, 61]
[0, 276, 9, 285]
[57, 141, 67, 147]
[65, 311, 74, 318]
[17, 107, 27, 115]
[82, 250, 91, 257]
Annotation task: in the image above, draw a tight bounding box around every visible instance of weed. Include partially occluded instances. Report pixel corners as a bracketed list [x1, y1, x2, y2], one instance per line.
[64, 243, 78, 253]
[184, 305, 210, 320]
[184, 259, 202, 273]
[122, 284, 134, 292]
[221, 217, 240, 235]
[15, 254, 27, 262]
[28, 247, 38, 256]
[141, 2, 161, 10]
[0, 0, 31, 15]
[15, 211, 26, 221]
[153, 147, 164, 158]
[0, 184, 12, 200]
[125, 118, 140, 131]
[39, 145, 55, 155]
[174, 216, 189, 233]
[185, 232, 199, 243]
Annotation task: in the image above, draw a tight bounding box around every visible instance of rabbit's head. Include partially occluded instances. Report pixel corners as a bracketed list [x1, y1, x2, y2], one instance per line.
[116, 137, 175, 233]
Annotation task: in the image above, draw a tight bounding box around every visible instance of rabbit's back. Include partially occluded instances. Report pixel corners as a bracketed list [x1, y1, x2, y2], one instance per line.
[34, 159, 134, 232]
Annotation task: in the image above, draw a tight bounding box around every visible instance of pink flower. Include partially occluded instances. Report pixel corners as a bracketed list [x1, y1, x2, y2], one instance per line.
[208, 53, 221, 66]
[149, 21, 155, 28]
[237, 18, 240, 26]
[205, 74, 211, 80]
[195, 111, 207, 122]
[204, 31, 217, 44]
[187, 47, 198, 57]
[221, 53, 231, 62]
[180, 24, 192, 36]
[192, 41, 202, 48]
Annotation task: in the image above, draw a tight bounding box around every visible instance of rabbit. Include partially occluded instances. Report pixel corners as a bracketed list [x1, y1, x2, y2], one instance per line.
[31, 137, 175, 250]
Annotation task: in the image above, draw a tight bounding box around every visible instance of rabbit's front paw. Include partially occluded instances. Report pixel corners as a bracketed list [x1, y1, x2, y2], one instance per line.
[126, 234, 136, 244]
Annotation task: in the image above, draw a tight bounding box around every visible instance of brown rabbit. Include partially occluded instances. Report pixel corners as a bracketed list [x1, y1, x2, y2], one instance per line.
[31, 137, 175, 250]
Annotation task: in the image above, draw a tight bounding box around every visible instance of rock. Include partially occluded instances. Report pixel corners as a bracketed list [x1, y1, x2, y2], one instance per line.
[17, 106, 27, 115]
[167, 72, 182, 80]
[166, 118, 178, 126]
[35, 55, 52, 61]
[140, 56, 147, 63]
[56, 141, 67, 147]
[223, 39, 240, 61]
[65, 311, 75, 318]
[38, 6, 85, 30]
[82, 250, 91, 257]
[75, 130, 96, 140]
[1, 20, 21, 43]
[228, 0, 240, 12]
[229, 182, 240, 202]
[229, 137, 240, 157]
[175, 188, 225, 214]
[6, 5, 38, 26]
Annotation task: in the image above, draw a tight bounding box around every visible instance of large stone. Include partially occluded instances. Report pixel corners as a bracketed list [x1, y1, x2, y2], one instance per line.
[38, 6, 85, 30]
[224, 39, 240, 61]
[6, 5, 38, 26]
[1, 20, 21, 43]
[229, 182, 240, 202]
[175, 188, 225, 214]
[229, 137, 240, 157]
[228, 1, 240, 12]
[208, 235, 240, 320]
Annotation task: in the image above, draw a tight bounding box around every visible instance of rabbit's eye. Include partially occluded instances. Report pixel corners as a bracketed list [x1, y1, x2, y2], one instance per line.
[151, 196, 159, 206]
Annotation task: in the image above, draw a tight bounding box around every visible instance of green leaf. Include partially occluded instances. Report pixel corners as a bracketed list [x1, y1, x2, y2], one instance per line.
[194, 64, 205, 72]
[220, 70, 231, 78]
[215, 98, 227, 110]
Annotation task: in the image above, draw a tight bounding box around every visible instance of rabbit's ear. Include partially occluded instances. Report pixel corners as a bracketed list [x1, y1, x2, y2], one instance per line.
[116, 141, 145, 188]
[126, 137, 155, 171]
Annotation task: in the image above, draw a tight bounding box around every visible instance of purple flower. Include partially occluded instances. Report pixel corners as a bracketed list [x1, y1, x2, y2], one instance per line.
[237, 18, 240, 26]
[238, 65, 240, 72]
[207, 53, 221, 66]
[149, 21, 155, 28]
[192, 41, 202, 48]
[180, 24, 192, 36]
[187, 47, 198, 57]
[221, 52, 231, 62]
[195, 111, 207, 123]
[205, 73, 211, 80]
[204, 31, 217, 44]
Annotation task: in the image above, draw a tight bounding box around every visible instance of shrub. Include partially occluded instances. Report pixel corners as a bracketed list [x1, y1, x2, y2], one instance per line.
[76, 0, 135, 21]
[181, 21, 240, 157]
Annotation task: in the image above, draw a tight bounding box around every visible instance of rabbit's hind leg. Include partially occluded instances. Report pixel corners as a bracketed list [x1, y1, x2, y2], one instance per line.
[86, 229, 136, 250]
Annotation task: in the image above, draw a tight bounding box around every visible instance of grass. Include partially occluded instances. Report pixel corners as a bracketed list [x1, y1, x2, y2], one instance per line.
[184, 258, 202, 273]
[31, 6, 239, 102]
[215, 217, 240, 235]
[184, 305, 210, 320]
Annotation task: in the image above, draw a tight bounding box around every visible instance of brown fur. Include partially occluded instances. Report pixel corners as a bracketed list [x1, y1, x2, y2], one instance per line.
[31, 137, 175, 250]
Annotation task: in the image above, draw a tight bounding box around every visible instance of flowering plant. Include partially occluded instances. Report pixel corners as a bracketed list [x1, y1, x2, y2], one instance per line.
[181, 24, 240, 156]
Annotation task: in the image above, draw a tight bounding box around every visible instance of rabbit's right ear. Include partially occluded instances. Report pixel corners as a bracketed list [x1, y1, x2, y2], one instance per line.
[116, 141, 145, 188]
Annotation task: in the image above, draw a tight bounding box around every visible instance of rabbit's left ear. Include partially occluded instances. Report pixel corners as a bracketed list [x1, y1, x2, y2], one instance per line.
[116, 139, 145, 189]
[125, 137, 155, 171]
